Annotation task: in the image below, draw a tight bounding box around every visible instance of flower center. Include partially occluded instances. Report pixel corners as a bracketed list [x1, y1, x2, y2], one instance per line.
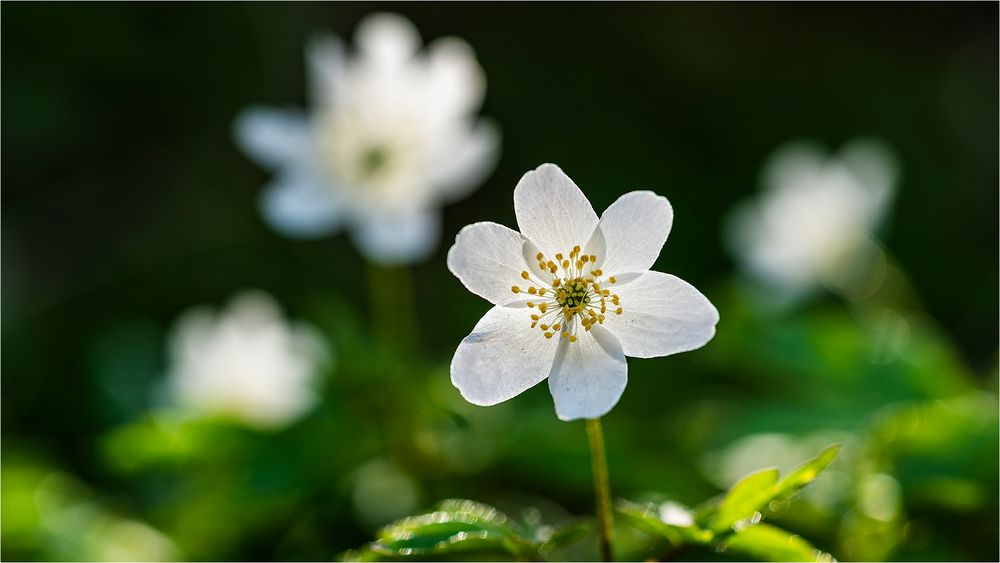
[361, 145, 390, 176]
[510, 245, 623, 343]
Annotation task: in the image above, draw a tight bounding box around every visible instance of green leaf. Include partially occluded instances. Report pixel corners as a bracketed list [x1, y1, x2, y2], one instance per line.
[773, 444, 841, 500]
[360, 499, 540, 560]
[709, 468, 780, 533]
[703, 445, 842, 534]
[615, 499, 712, 545]
[722, 523, 836, 562]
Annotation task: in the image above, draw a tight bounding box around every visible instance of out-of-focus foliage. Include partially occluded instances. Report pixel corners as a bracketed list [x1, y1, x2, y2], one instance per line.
[355, 446, 840, 561]
[2, 3, 997, 562]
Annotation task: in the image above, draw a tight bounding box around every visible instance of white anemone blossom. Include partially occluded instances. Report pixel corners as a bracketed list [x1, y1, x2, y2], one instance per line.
[235, 13, 499, 265]
[727, 139, 898, 296]
[167, 291, 330, 430]
[447, 164, 719, 421]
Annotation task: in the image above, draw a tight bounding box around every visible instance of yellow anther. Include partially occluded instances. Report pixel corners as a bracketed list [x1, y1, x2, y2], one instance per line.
[544, 332, 554, 339]
[527, 302, 535, 308]
[539, 303, 548, 313]
[531, 322, 537, 328]
[539, 288, 547, 296]
[552, 279, 561, 288]
[562, 260, 570, 269]
[602, 289, 610, 296]
[612, 296, 619, 305]
[511, 286, 521, 293]
[609, 276, 616, 284]
[569, 335, 577, 342]
[590, 254, 597, 262]
[540, 324, 549, 330]
[561, 332, 569, 338]
[601, 303, 607, 313]
[531, 314, 540, 321]
[592, 269, 603, 276]
[573, 245, 581, 254]
[576, 261, 583, 270]
[521, 271, 530, 280]
[581, 255, 589, 263]
[615, 307, 623, 315]
[555, 253, 563, 260]
[536, 252, 544, 261]
[528, 287, 537, 294]
[552, 323, 561, 331]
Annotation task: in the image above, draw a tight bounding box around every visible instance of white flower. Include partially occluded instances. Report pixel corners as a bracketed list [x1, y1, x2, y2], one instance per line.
[235, 13, 500, 265]
[447, 164, 719, 421]
[659, 501, 695, 527]
[166, 291, 330, 430]
[727, 139, 898, 296]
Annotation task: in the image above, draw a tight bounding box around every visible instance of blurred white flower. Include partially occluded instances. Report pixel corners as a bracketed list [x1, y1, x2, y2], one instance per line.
[727, 139, 899, 297]
[235, 13, 500, 265]
[448, 164, 719, 421]
[167, 291, 330, 430]
[658, 501, 694, 527]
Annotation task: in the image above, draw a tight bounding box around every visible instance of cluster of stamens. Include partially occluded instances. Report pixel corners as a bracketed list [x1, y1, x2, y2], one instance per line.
[510, 245, 623, 343]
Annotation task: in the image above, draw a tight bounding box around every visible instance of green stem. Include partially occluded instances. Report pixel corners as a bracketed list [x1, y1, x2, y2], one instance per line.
[587, 417, 614, 561]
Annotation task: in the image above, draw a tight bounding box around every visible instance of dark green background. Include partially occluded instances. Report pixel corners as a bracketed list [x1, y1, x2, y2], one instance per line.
[2, 2, 997, 561]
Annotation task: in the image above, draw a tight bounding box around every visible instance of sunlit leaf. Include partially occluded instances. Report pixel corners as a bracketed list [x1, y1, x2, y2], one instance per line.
[615, 499, 712, 545]
[773, 444, 841, 500]
[722, 523, 836, 562]
[709, 468, 780, 533]
[359, 499, 540, 560]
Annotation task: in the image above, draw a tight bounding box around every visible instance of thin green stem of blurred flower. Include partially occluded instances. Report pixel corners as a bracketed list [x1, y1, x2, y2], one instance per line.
[587, 417, 614, 561]
[367, 263, 418, 359]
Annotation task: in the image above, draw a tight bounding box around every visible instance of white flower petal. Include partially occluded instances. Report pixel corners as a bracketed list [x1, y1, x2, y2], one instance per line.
[433, 119, 501, 201]
[234, 106, 313, 170]
[447, 222, 536, 306]
[355, 13, 421, 68]
[587, 191, 673, 276]
[548, 325, 627, 421]
[451, 305, 559, 406]
[350, 207, 440, 265]
[603, 271, 719, 358]
[761, 141, 826, 192]
[260, 171, 343, 238]
[425, 36, 486, 118]
[513, 164, 598, 257]
[840, 138, 898, 220]
[306, 34, 346, 108]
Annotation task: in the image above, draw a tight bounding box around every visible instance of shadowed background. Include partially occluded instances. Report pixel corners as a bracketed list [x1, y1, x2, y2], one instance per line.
[2, 2, 997, 561]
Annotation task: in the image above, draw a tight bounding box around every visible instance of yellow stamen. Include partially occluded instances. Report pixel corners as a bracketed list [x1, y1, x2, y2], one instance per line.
[521, 271, 530, 280]
[511, 286, 520, 293]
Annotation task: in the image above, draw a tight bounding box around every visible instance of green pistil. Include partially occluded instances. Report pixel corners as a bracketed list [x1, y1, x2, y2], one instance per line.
[361, 145, 389, 175]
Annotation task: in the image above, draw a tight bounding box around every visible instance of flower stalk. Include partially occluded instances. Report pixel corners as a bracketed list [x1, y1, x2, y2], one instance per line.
[586, 417, 614, 561]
